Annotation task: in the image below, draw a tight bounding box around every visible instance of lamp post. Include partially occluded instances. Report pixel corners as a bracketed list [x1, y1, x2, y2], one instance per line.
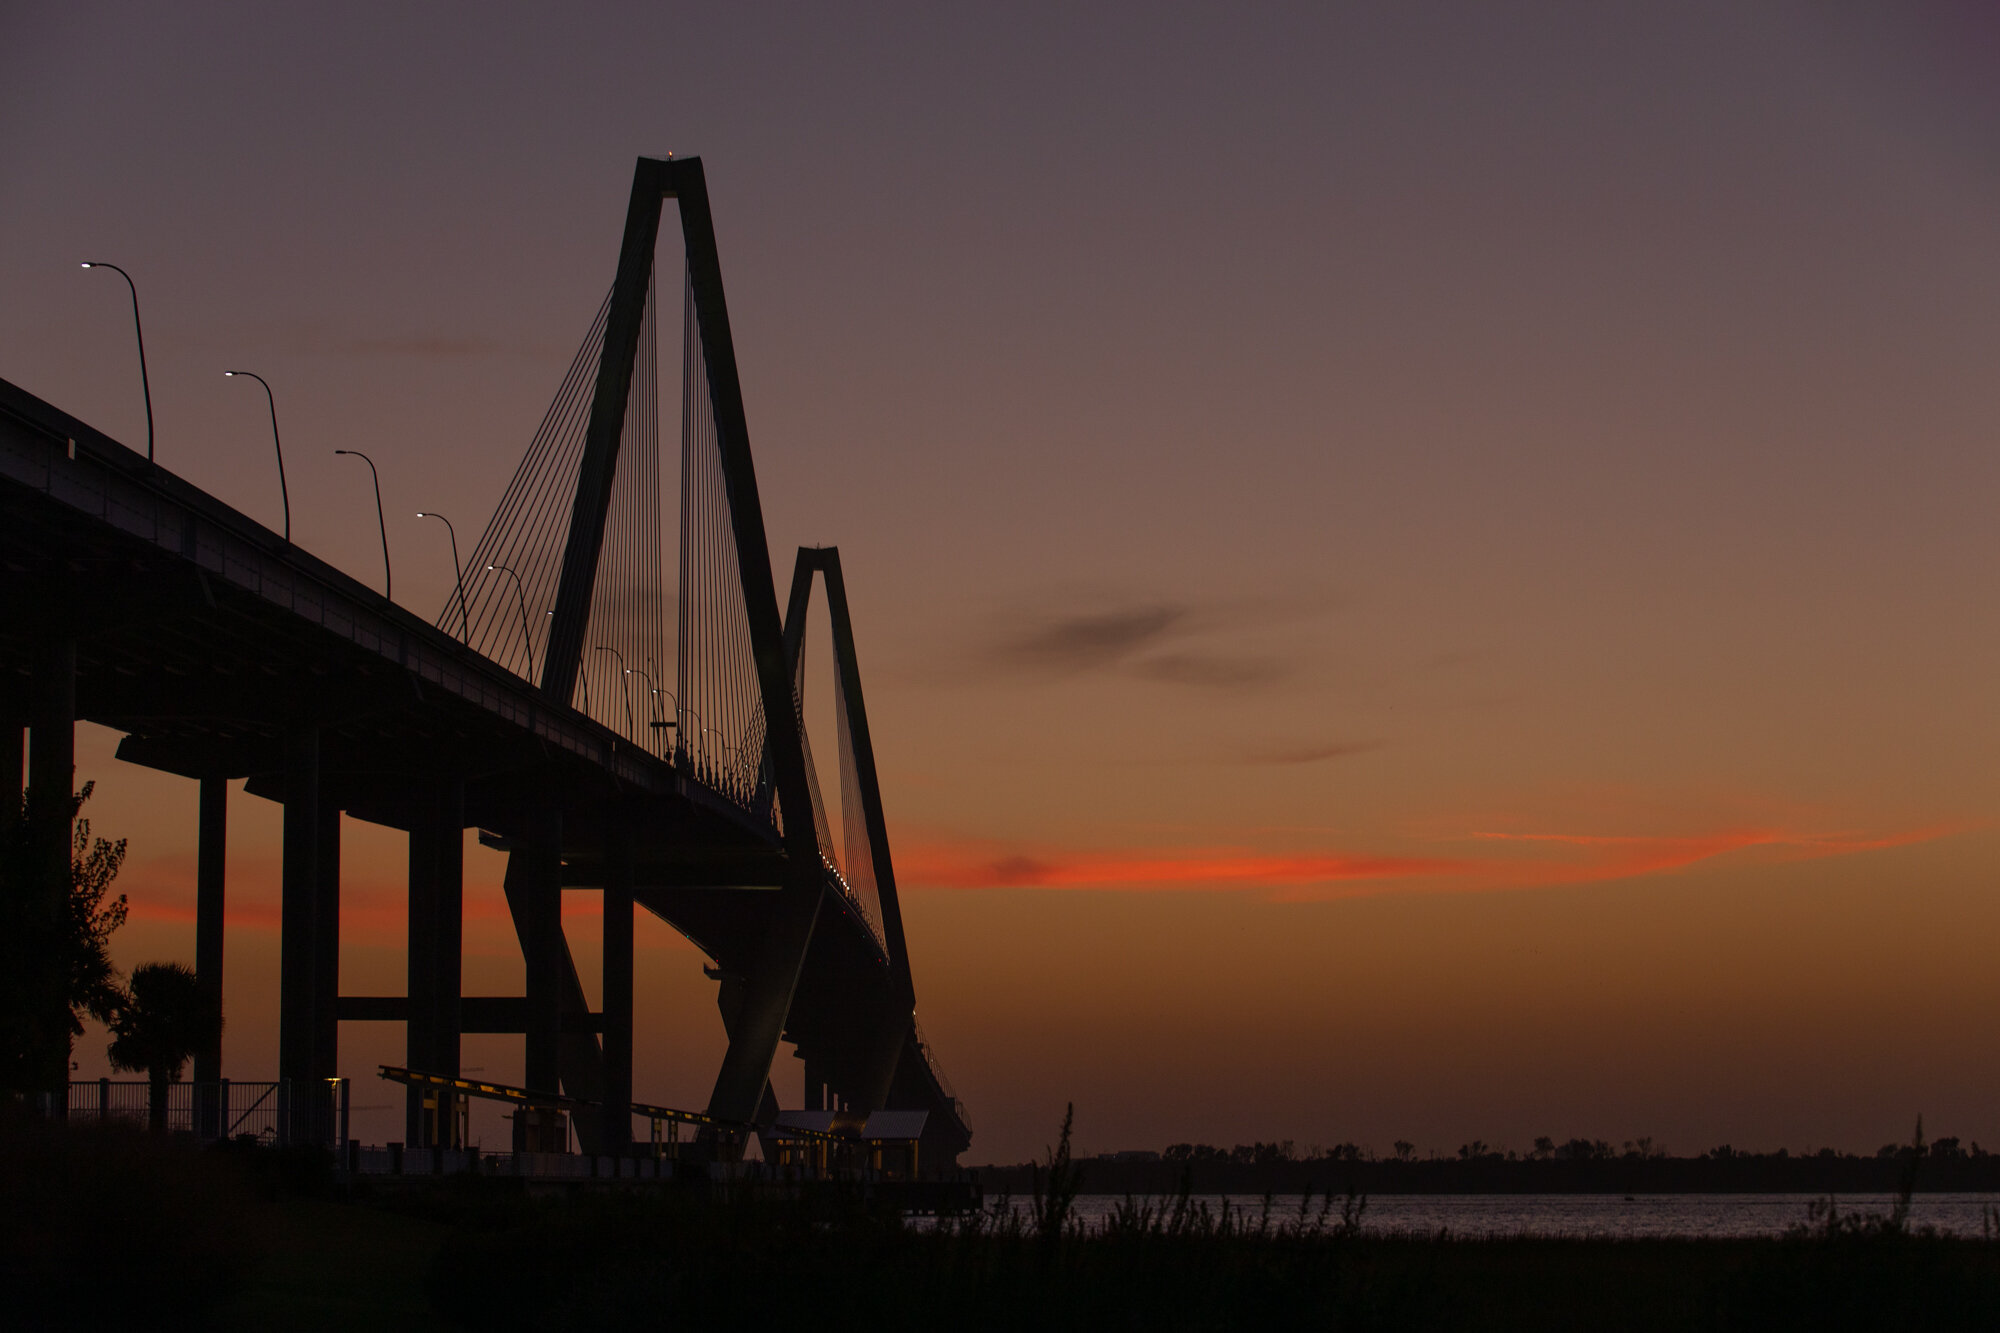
[677, 704, 702, 768]
[629, 668, 674, 753]
[629, 667, 668, 727]
[485, 563, 534, 679]
[417, 511, 468, 640]
[701, 726, 733, 780]
[593, 646, 634, 736]
[223, 372, 290, 540]
[80, 262, 153, 462]
[333, 450, 391, 598]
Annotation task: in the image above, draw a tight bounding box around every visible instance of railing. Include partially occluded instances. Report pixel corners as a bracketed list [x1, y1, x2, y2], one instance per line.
[54, 1078, 350, 1149]
[912, 1019, 971, 1136]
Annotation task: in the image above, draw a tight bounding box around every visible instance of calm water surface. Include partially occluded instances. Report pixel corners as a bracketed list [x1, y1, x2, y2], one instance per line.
[1017, 1193, 2000, 1239]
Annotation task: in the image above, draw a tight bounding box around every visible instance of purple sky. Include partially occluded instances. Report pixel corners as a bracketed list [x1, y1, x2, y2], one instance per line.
[5, 2, 2000, 1161]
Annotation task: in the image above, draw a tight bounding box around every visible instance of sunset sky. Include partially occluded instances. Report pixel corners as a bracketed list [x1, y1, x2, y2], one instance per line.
[4, 2, 1999, 1162]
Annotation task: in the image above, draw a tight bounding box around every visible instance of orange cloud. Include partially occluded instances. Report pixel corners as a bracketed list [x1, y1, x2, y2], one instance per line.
[900, 820, 1964, 899]
[903, 847, 1453, 891]
[1466, 824, 1962, 886]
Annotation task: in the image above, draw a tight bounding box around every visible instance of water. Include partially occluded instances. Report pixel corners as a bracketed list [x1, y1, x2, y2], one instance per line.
[1015, 1193, 2000, 1239]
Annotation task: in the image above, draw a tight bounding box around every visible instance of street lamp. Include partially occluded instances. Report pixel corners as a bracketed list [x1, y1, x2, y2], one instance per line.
[334, 450, 390, 598]
[416, 511, 468, 640]
[593, 645, 634, 735]
[223, 372, 291, 540]
[81, 262, 153, 461]
[485, 563, 534, 679]
[628, 667, 674, 750]
[676, 704, 702, 768]
[701, 726, 733, 777]
[630, 668, 672, 728]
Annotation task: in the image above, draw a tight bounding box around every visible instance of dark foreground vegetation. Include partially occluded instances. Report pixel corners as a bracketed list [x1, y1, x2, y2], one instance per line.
[8, 1108, 2000, 1331]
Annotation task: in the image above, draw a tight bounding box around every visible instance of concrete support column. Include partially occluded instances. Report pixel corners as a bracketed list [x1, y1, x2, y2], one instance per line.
[193, 777, 227, 1133]
[403, 800, 438, 1140]
[406, 822, 434, 1068]
[26, 638, 75, 1100]
[856, 1002, 912, 1116]
[507, 811, 563, 1094]
[314, 799, 340, 1080]
[601, 818, 634, 1154]
[406, 782, 465, 1145]
[278, 726, 320, 1084]
[435, 782, 463, 1088]
[26, 637, 74, 816]
[704, 866, 820, 1126]
[405, 813, 436, 1144]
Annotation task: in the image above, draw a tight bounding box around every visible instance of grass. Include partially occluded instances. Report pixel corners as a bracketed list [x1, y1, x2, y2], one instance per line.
[415, 1192, 2000, 1331]
[411, 1111, 2000, 1331]
[8, 1108, 2000, 1330]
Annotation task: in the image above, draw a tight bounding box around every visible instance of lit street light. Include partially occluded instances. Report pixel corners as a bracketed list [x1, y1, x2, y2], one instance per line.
[485, 563, 534, 679]
[417, 511, 468, 640]
[593, 645, 634, 736]
[645, 656, 677, 733]
[223, 371, 290, 540]
[629, 666, 671, 729]
[677, 704, 703, 768]
[629, 667, 674, 752]
[80, 261, 153, 461]
[334, 449, 391, 598]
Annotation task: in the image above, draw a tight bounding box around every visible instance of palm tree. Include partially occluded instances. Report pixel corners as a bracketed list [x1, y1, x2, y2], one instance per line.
[108, 962, 221, 1132]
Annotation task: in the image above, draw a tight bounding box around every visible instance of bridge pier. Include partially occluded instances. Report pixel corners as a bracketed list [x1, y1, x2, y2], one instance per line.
[27, 639, 74, 817]
[278, 726, 320, 1085]
[705, 867, 822, 1127]
[601, 818, 633, 1153]
[193, 776, 227, 1134]
[405, 780, 464, 1146]
[507, 812, 565, 1094]
[854, 1003, 911, 1117]
[315, 798, 340, 1080]
[25, 637, 75, 1098]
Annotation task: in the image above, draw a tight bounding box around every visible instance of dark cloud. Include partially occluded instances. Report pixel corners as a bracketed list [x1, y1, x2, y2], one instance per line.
[1241, 740, 1383, 765]
[987, 854, 1053, 883]
[1131, 652, 1284, 689]
[994, 604, 1183, 673]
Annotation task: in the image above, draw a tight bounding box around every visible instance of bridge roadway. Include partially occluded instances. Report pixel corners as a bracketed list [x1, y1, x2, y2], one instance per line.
[0, 374, 970, 1163]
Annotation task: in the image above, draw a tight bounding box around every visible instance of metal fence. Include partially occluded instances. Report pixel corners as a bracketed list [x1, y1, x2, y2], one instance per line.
[55, 1078, 350, 1149]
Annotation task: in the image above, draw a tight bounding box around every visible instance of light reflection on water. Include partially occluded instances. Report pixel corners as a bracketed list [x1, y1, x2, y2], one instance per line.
[982, 1193, 2000, 1239]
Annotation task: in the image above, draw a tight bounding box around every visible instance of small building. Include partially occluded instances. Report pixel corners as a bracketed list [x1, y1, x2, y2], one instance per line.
[767, 1108, 931, 1178]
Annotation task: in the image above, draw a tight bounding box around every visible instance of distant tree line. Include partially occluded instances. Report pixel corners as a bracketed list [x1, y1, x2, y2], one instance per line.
[1157, 1134, 1995, 1167]
[980, 1126, 2000, 1194]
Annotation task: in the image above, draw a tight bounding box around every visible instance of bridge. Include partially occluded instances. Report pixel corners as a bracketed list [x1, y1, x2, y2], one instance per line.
[0, 156, 970, 1165]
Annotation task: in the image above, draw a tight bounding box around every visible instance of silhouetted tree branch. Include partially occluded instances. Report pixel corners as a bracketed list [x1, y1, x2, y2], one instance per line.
[0, 783, 127, 1095]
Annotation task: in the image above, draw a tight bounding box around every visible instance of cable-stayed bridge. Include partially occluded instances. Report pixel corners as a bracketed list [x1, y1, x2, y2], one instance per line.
[0, 156, 970, 1165]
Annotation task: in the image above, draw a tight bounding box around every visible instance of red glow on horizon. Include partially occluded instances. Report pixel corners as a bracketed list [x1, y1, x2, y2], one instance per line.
[901, 820, 1965, 898]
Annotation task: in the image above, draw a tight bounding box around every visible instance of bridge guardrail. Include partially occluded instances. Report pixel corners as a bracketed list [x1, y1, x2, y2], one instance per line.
[913, 1019, 971, 1136]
